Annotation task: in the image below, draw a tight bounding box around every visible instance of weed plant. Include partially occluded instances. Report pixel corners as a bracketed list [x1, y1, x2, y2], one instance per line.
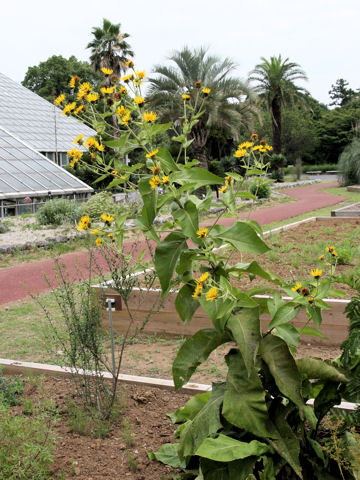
[36, 199, 82, 226]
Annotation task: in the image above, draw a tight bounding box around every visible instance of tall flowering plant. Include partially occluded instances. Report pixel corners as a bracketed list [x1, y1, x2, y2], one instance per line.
[58, 64, 352, 479]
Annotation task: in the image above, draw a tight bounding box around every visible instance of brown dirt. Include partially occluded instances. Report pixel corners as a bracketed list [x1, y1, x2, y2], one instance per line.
[13, 374, 190, 480]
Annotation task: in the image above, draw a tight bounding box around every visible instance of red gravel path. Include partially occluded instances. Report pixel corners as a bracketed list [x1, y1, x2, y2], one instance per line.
[0, 181, 347, 305]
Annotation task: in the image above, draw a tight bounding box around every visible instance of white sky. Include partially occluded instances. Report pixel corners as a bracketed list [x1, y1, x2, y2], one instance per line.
[1, 0, 358, 105]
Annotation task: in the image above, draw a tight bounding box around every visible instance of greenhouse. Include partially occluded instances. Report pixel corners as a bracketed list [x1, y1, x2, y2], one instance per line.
[0, 73, 94, 216]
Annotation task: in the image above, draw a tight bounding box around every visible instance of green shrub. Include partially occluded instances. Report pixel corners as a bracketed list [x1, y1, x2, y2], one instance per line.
[303, 163, 338, 172]
[0, 368, 24, 406]
[338, 137, 360, 185]
[36, 199, 82, 226]
[0, 222, 10, 234]
[249, 178, 271, 199]
[80, 191, 119, 221]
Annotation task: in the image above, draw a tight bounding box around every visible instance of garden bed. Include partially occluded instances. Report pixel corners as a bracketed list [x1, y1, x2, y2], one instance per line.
[94, 217, 360, 346]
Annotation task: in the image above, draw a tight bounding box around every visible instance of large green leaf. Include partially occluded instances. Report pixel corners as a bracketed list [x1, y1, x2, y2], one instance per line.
[157, 147, 179, 173]
[179, 383, 225, 459]
[228, 458, 258, 479]
[154, 231, 187, 293]
[199, 458, 229, 480]
[314, 381, 343, 430]
[268, 303, 301, 329]
[196, 435, 272, 462]
[146, 122, 172, 138]
[171, 167, 223, 189]
[229, 261, 282, 286]
[172, 329, 229, 390]
[296, 358, 348, 383]
[227, 308, 261, 377]
[103, 132, 129, 149]
[274, 323, 300, 347]
[175, 284, 200, 324]
[172, 200, 199, 240]
[148, 443, 186, 468]
[212, 222, 269, 255]
[260, 335, 304, 414]
[138, 176, 156, 228]
[222, 350, 274, 438]
[169, 391, 211, 424]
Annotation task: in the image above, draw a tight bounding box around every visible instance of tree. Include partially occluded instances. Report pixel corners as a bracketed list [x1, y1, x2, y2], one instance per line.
[338, 137, 360, 185]
[329, 78, 357, 107]
[22, 55, 100, 102]
[148, 47, 258, 169]
[249, 55, 308, 154]
[86, 18, 134, 75]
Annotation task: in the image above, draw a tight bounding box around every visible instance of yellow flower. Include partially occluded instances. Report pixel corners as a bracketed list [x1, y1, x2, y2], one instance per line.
[121, 111, 131, 125]
[331, 251, 338, 257]
[117, 105, 126, 116]
[136, 69, 146, 79]
[146, 149, 159, 158]
[54, 94, 65, 106]
[149, 176, 160, 189]
[107, 233, 114, 238]
[197, 272, 209, 284]
[86, 92, 100, 102]
[77, 82, 92, 100]
[202, 87, 211, 95]
[91, 228, 100, 235]
[84, 137, 98, 149]
[134, 96, 145, 105]
[101, 214, 115, 224]
[234, 149, 246, 158]
[73, 134, 84, 145]
[192, 283, 202, 299]
[67, 147, 83, 160]
[125, 59, 134, 68]
[74, 105, 85, 115]
[196, 228, 208, 239]
[120, 174, 127, 179]
[101, 67, 113, 75]
[206, 287, 218, 301]
[219, 185, 228, 193]
[100, 86, 115, 94]
[291, 282, 302, 292]
[69, 75, 80, 89]
[308, 296, 314, 304]
[62, 102, 76, 115]
[319, 254, 325, 260]
[96, 237, 102, 246]
[77, 215, 91, 231]
[143, 111, 158, 123]
[253, 145, 261, 151]
[326, 245, 335, 252]
[121, 73, 134, 83]
[112, 170, 118, 175]
[238, 142, 254, 150]
[119, 86, 128, 95]
[69, 158, 78, 168]
[311, 268, 323, 279]
[149, 164, 161, 175]
[265, 145, 273, 151]
[251, 133, 259, 141]
[162, 176, 169, 184]
[182, 93, 190, 100]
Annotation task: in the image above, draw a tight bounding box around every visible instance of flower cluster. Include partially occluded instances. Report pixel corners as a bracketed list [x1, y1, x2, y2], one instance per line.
[219, 175, 234, 194]
[77, 215, 91, 231]
[192, 271, 218, 302]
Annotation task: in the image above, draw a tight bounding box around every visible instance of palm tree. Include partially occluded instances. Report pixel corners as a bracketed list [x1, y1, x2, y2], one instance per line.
[87, 18, 134, 75]
[148, 47, 258, 169]
[249, 55, 308, 154]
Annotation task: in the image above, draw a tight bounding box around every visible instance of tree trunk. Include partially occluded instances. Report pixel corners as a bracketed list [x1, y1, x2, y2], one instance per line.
[271, 96, 282, 154]
[190, 123, 209, 170]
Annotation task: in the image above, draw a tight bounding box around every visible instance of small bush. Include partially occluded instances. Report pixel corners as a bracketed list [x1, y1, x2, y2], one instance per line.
[249, 178, 271, 199]
[0, 222, 10, 234]
[80, 191, 119, 221]
[0, 369, 24, 406]
[36, 199, 82, 226]
[338, 137, 360, 185]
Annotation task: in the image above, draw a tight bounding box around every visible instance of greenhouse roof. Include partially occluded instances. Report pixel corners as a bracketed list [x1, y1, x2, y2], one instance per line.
[0, 126, 93, 199]
[0, 72, 95, 152]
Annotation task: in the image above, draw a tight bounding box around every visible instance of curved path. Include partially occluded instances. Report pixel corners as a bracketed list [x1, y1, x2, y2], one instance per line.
[0, 181, 347, 305]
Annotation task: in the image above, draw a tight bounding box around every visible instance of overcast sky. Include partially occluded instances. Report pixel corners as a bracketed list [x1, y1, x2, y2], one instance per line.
[1, 0, 358, 105]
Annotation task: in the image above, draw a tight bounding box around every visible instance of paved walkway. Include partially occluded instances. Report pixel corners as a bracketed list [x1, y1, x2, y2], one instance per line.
[0, 181, 347, 305]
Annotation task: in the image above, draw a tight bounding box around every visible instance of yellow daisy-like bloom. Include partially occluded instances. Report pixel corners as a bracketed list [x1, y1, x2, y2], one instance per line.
[182, 93, 190, 100]
[77, 82, 92, 99]
[162, 176, 169, 184]
[265, 145, 273, 151]
[331, 251, 338, 257]
[107, 233, 113, 238]
[84, 137, 99, 150]
[202, 87, 211, 95]
[69, 75, 80, 89]
[101, 213, 114, 223]
[112, 170, 118, 175]
[253, 145, 261, 151]
[234, 149, 246, 158]
[192, 283, 203, 299]
[54, 94, 65, 106]
[196, 228, 208, 239]
[311, 268, 323, 279]
[291, 282, 302, 292]
[69, 158, 78, 168]
[197, 272, 209, 284]
[251, 133, 259, 141]
[219, 185, 228, 193]
[308, 296, 314, 304]
[125, 59, 134, 68]
[101, 67, 113, 75]
[149, 164, 161, 175]
[77, 215, 91, 231]
[119, 86, 128, 95]
[136, 70, 146, 79]
[91, 228, 100, 235]
[62, 102, 76, 115]
[96, 143, 105, 152]
[134, 96, 145, 105]
[146, 149, 159, 158]
[67, 147, 83, 160]
[74, 105, 85, 115]
[73, 134, 84, 145]
[149, 176, 160, 189]
[100, 86, 115, 94]
[86, 92, 100, 102]
[143, 111, 158, 123]
[95, 237, 102, 246]
[319, 254, 325, 260]
[326, 245, 335, 252]
[117, 105, 126, 116]
[121, 111, 131, 125]
[206, 287, 218, 302]
[121, 73, 134, 83]
[238, 141, 254, 150]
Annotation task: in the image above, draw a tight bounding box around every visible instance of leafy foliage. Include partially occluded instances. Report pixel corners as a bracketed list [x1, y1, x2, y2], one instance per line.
[0, 368, 24, 406]
[36, 198, 82, 226]
[338, 137, 360, 185]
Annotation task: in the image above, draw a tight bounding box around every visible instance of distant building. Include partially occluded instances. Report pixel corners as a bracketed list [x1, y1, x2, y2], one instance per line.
[0, 73, 94, 216]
